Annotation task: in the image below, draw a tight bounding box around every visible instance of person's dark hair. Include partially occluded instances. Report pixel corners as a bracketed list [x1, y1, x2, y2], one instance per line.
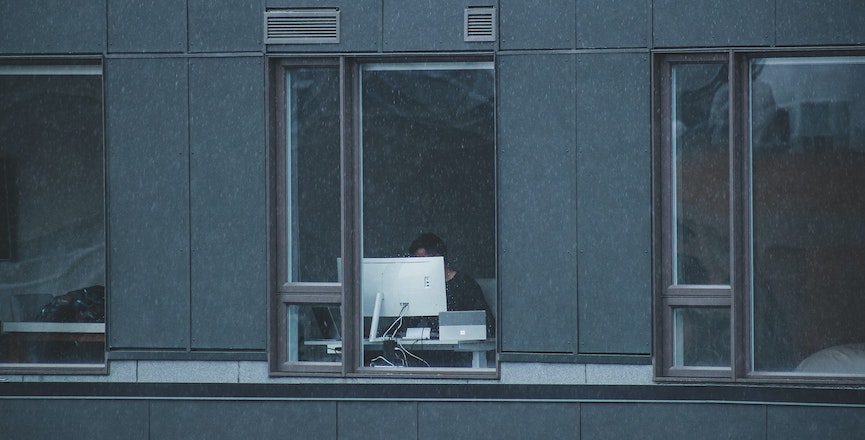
[408, 233, 447, 261]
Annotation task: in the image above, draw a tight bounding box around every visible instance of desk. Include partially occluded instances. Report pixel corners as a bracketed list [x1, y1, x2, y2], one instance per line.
[305, 338, 495, 368]
[388, 338, 494, 368]
[0, 322, 105, 363]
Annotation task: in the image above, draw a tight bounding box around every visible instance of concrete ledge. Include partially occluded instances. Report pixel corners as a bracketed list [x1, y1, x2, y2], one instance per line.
[3, 381, 865, 407]
[137, 360, 239, 383]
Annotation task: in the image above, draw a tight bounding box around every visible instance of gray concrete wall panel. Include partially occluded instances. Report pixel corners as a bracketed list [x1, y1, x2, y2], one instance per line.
[382, 0, 496, 52]
[338, 401, 418, 439]
[419, 401, 580, 438]
[189, 57, 267, 350]
[106, 58, 191, 349]
[653, 0, 773, 47]
[0, 0, 106, 54]
[499, 0, 576, 50]
[777, 0, 865, 46]
[108, 0, 187, 53]
[189, 0, 263, 53]
[498, 53, 578, 354]
[577, 0, 648, 49]
[0, 399, 148, 440]
[582, 402, 766, 439]
[576, 52, 651, 354]
[768, 406, 865, 440]
[4, 383, 865, 437]
[150, 400, 337, 439]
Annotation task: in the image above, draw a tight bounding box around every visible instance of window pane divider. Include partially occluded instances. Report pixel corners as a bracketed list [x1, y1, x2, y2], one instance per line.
[664, 285, 731, 296]
[663, 286, 732, 305]
[667, 366, 733, 378]
[277, 292, 342, 304]
[277, 282, 342, 295]
[663, 295, 731, 307]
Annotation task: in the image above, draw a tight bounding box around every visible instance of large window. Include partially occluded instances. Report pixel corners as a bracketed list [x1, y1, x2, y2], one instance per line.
[271, 58, 497, 376]
[0, 62, 106, 373]
[656, 52, 865, 381]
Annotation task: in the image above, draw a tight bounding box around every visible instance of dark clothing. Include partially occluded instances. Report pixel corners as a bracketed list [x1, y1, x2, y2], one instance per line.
[446, 271, 496, 338]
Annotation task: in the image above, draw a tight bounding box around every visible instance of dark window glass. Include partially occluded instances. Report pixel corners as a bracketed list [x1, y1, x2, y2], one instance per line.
[673, 307, 731, 367]
[659, 53, 865, 381]
[359, 62, 496, 369]
[671, 63, 731, 285]
[0, 64, 105, 368]
[276, 65, 344, 371]
[282, 66, 342, 284]
[286, 304, 342, 363]
[751, 57, 865, 373]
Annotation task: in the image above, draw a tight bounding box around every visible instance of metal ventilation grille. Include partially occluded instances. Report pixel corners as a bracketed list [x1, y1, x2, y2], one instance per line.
[464, 7, 496, 42]
[265, 9, 340, 44]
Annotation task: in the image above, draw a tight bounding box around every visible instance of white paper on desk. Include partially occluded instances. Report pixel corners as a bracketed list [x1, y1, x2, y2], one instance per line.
[405, 327, 431, 340]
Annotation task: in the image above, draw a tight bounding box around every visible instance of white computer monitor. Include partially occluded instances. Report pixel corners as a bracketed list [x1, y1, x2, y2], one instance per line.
[361, 256, 447, 320]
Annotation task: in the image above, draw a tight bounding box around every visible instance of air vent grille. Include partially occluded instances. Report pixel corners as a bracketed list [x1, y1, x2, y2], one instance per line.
[464, 7, 496, 42]
[265, 9, 340, 44]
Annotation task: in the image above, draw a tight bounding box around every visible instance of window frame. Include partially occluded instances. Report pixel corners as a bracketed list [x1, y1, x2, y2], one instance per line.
[269, 58, 346, 376]
[654, 52, 738, 380]
[268, 55, 498, 378]
[654, 49, 865, 384]
[0, 58, 107, 375]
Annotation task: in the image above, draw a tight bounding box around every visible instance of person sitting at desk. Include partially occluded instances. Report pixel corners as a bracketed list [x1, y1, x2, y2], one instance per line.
[408, 232, 495, 338]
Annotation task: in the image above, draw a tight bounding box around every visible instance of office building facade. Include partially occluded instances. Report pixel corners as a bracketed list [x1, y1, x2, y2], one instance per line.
[2, 0, 865, 438]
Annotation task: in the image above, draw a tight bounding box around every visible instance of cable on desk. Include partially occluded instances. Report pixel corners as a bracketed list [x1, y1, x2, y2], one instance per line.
[396, 343, 430, 367]
[368, 355, 395, 367]
[381, 304, 409, 339]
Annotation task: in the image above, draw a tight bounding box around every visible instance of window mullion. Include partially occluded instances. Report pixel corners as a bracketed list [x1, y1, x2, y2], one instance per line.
[729, 52, 750, 380]
[340, 57, 362, 375]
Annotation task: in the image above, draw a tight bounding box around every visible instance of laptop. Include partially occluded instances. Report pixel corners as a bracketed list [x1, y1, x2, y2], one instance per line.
[438, 310, 486, 341]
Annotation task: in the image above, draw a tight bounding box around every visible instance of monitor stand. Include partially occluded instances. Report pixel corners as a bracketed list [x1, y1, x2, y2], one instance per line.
[369, 291, 383, 342]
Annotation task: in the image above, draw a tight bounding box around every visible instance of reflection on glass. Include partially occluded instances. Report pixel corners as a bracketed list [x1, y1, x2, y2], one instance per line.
[286, 304, 342, 363]
[284, 67, 341, 283]
[359, 62, 495, 368]
[750, 57, 865, 373]
[671, 63, 730, 285]
[673, 307, 730, 367]
[0, 67, 106, 366]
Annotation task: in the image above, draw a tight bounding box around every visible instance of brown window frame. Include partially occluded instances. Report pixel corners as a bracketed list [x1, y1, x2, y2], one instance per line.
[267, 55, 498, 378]
[654, 52, 738, 380]
[654, 49, 865, 384]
